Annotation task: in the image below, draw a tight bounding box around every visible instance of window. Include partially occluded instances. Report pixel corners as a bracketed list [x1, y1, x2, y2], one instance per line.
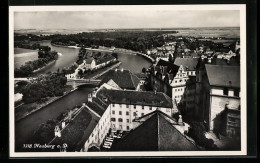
[119, 125, 122, 129]
[142, 113, 144, 116]
[149, 106, 152, 110]
[112, 104, 115, 107]
[119, 111, 122, 115]
[112, 110, 115, 114]
[127, 119, 129, 123]
[180, 80, 182, 82]
[142, 106, 144, 110]
[119, 104, 122, 107]
[234, 89, 239, 97]
[175, 80, 177, 83]
[134, 105, 136, 109]
[126, 105, 129, 108]
[118, 118, 123, 122]
[126, 111, 129, 115]
[175, 89, 177, 92]
[111, 118, 116, 121]
[127, 126, 130, 130]
[133, 112, 137, 116]
[224, 88, 228, 95]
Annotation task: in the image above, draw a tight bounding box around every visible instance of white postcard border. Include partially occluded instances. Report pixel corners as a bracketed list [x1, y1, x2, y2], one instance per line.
[9, 4, 247, 157]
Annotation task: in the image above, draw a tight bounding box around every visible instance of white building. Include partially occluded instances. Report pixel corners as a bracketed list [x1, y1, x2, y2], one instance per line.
[88, 87, 178, 132]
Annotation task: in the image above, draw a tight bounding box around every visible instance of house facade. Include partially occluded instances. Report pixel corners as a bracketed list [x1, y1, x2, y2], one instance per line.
[196, 64, 240, 133]
[81, 104, 111, 152]
[88, 87, 178, 132]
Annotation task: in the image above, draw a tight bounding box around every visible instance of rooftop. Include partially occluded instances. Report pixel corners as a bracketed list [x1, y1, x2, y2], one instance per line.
[47, 107, 99, 152]
[155, 59, 179, 76]
[96, 88, 173, 108]
[205, 64, 240, 88]
[174, 58, 199, 71]
[99, 69, 140, 90]
[111, 110, 199, 151]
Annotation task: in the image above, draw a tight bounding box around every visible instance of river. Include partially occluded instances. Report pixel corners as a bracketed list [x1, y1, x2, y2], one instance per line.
[14, 40, 152, 151]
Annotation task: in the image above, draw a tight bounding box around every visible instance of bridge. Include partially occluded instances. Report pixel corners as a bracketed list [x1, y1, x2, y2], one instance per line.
[14, 78, 101, 88]
[14, 78, 36, 84]
[137, 53, 155, 63]
[66, 79, 101, 88]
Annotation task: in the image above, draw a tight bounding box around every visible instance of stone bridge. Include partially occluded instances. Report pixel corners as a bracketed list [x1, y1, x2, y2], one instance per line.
[14, 78, 101, 88]
[66, 79, 101, 88]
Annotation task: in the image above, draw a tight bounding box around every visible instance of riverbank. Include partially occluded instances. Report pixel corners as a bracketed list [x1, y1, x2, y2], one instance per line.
[51, 43, 80, 49]
[15, 85, 76, 122]
[32, 59, 56, 73]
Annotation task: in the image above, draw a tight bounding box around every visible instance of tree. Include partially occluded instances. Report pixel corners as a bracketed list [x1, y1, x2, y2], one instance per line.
[142, 67, 147, 73]
[111, 53, 118, 60]
[187, 122, 218, 150]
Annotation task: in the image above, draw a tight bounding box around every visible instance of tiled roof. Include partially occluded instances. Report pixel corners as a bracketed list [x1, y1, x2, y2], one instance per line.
[156, 59, 179, 76]
[48, 108, 99, 152]
[205, 64, 240, 88]
[96, 88, 173, 108]
[211, 58, 240, 66]
[174, 58, 199, 71]
[111, 110, 199, 151]
[99, 69, 140, 90]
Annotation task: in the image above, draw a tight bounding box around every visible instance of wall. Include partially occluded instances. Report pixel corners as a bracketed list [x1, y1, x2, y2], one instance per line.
[81, 106, 111, 151]
[110, 103, 172, 131]
[210, 95, 240, 131]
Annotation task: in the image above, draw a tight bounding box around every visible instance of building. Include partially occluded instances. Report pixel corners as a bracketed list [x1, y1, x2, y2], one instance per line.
[151, 58, 199, 108]
[150, 59, 179, 98]
[111, 110, 199, 151]
[88, 87, 179, 132]
[65, 54, 116, 79]
[195, 64, 240, 133]
[81, 103, 112, 152]
[173, 58, 199, 77]
[46, 105, 110, 152]
[99, 69, 141, 90]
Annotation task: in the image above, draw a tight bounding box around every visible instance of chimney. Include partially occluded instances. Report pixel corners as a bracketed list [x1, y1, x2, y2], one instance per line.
[121, 68, 124, 72]
[115, 68, 117, 72]
[178, 115, 184, 125]
[88, 93, 92, 102]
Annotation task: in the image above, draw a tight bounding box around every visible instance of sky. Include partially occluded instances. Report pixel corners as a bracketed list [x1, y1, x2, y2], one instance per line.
[14, 10, 240, 30]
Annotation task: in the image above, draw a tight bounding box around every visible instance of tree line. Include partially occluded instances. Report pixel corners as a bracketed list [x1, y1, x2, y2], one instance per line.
[50, 31, 178, 53]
